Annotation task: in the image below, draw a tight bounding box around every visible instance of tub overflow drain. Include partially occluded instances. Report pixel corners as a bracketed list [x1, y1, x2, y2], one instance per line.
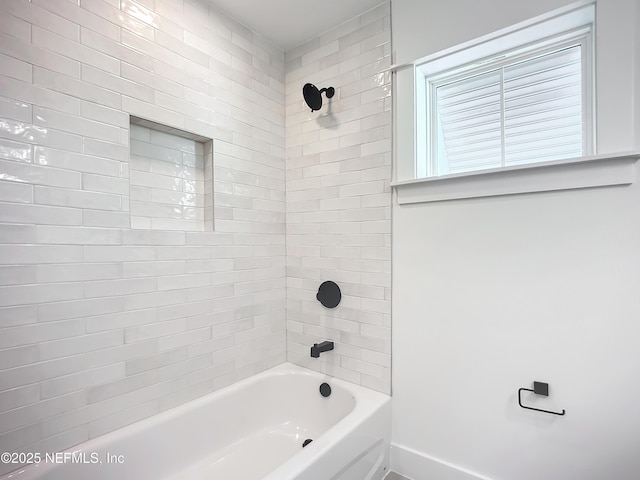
[319, 382, 331, 397]
[302, 439, 313, 448]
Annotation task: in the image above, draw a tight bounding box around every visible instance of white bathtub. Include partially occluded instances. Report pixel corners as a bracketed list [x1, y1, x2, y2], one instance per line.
[2, 362, 391, 480]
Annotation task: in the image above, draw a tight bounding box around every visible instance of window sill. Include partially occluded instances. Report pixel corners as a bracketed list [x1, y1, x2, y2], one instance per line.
[391, 152, 640, 204]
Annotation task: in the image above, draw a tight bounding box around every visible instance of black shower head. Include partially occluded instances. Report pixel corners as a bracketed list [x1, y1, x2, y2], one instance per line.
[303, 83, 335, 112]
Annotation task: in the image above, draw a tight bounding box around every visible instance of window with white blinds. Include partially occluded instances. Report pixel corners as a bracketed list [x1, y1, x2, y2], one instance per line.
[426, 34, 592, 178]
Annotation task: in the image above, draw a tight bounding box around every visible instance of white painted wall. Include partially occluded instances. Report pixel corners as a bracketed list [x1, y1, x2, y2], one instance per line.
[393, 0, 577, 66]
[635, 0, 640, 150]
[391, 0, 640, 479]
[593, 0, 638, 152]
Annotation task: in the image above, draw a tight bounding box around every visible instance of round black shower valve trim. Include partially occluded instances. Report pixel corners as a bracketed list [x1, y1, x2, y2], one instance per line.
[316, 281, 341, 308]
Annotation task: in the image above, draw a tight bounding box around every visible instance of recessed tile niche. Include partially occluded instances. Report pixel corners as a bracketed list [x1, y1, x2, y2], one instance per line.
[129, 117, 213, 231]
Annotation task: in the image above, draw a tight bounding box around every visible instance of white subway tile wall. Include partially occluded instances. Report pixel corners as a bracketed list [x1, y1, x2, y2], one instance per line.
[0, 0, 286, 471]
[285, 3, 392, 394]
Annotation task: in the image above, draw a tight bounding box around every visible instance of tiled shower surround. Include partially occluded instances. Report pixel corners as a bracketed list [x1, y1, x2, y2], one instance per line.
[0, 0, 391, 467]
[285, 4, 392, 392]
[0, 0, 286, 468]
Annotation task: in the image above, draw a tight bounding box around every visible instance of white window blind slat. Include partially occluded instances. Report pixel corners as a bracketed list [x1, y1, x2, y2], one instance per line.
[505, 81, 581, 111]
[440, 119, 503, 143]
[505, 102, 582, 129]
[504, 48, 581, 85]
[506, 143, 583, 165]
[448, 156, 503, 173]
[447, 142, 503, 160]
[437, 70, 501, 100]
[439, 96, 502, 121]
[505, 121, 582, 140]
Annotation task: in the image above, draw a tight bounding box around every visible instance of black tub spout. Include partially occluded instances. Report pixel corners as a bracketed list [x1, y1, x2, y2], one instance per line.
[310, 341, 334, 358]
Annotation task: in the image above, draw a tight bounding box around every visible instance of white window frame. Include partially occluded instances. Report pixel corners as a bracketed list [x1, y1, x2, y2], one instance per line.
[423, 29, 594, 178]
[414, 9, 596, 180]
[390, 1, 639, 204]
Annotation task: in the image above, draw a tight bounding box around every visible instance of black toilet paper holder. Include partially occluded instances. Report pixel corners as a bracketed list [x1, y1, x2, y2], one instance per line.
[518, 381, 566, 416]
